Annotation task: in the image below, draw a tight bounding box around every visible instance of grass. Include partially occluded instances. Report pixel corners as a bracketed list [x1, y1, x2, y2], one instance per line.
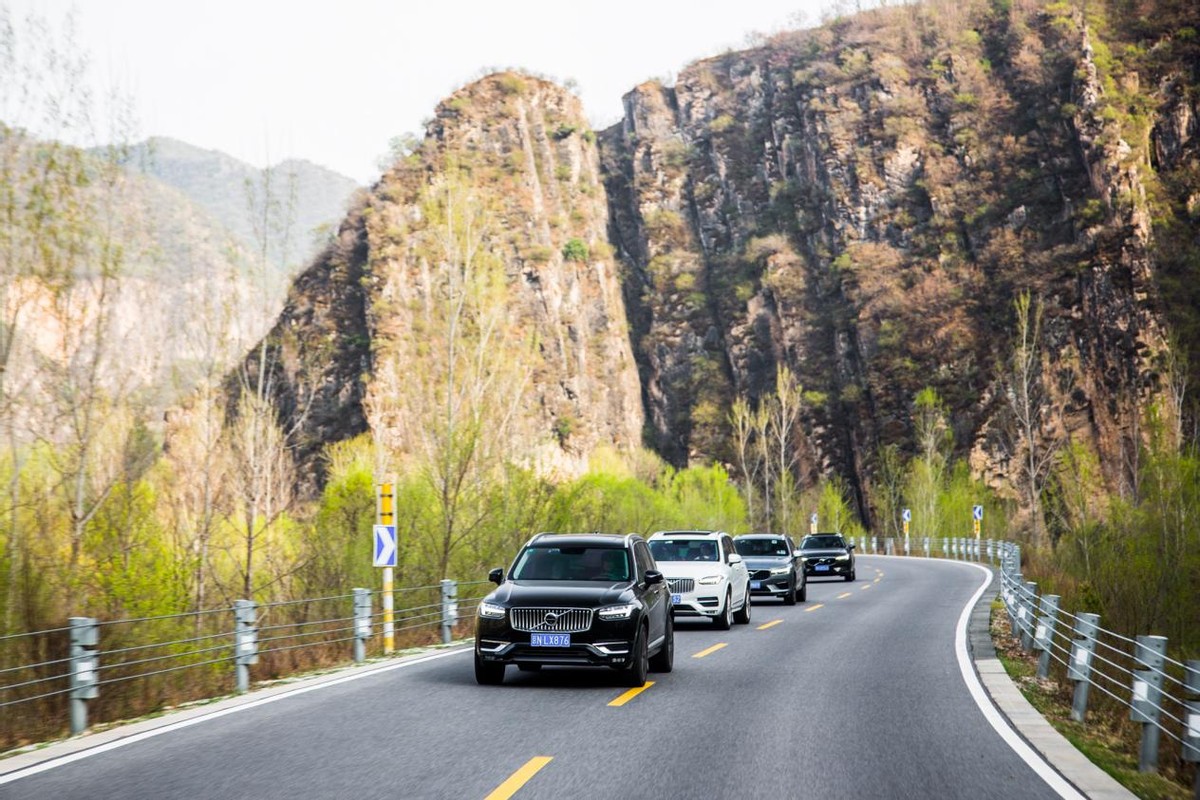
[990, 602, 1194, 800]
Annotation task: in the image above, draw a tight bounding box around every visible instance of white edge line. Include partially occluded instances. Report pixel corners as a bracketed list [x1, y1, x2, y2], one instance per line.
[0, 646, 472, 785]
[955, 562, 1085, 800]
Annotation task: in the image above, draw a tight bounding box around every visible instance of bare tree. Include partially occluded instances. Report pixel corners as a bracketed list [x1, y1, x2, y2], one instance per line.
[365, 171, 535, 581]
[1005, 291, 1060, 547]
[767, 365, 804, 533]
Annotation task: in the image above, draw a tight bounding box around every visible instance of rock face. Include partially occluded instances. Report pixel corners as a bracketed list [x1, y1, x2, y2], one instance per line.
[242, 74, 643, 488]
[251, 4, 1195, 513]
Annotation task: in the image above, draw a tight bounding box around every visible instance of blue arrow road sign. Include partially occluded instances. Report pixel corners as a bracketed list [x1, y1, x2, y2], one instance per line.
[373, 525, 397, 567]
[973, 505, 984, 522]
[901, 508, 912, 523]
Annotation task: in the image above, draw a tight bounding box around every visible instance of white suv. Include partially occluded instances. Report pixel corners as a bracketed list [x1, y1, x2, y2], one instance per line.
[647, 530, 751, 629]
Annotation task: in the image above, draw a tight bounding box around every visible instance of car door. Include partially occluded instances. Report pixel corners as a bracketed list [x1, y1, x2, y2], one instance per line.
[635, 541, 666, 644]
[722, 534, 749, 606]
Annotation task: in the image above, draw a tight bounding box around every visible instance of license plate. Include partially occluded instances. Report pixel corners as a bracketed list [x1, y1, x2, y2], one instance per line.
[530, 633, 570, 647]
[750, 581, 762, 589]
[671, 593, 682, 605]
[815, 565, 830, 572]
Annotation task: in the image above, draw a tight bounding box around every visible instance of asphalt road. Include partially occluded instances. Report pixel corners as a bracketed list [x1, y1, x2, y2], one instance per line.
[1, 556, 1066, 800]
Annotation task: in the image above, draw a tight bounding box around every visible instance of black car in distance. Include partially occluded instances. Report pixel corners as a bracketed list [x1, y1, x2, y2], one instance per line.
[474, 533, 674, 686]
[799, 532, 857, 581]
[733, 534, 807, 604]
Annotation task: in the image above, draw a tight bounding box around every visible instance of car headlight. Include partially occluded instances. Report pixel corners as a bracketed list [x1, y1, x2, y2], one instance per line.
[836, 554, 850, 561]
[769, 566, 790, 575]
[697, 575, 724, 585]
[478, 601, 506, 619]
[597, 603, 637, 620]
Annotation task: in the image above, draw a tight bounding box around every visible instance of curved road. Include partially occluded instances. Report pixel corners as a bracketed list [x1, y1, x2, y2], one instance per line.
[2, 557, 1065, 799]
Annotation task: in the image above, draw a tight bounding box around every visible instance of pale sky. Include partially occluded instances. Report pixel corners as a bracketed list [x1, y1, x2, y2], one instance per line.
[15, 1, 839, 184]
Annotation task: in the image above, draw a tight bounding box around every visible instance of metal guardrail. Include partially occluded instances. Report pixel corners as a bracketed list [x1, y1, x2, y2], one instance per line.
[0, 579, 494, 747]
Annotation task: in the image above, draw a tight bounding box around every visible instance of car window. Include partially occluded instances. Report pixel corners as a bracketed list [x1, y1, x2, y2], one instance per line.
[801, 535, 846, 549]
[649, 539, 717, 562]
[735, 538, 791, 557]
[511, 545, 630, 581]
[633, 542, 653, 579]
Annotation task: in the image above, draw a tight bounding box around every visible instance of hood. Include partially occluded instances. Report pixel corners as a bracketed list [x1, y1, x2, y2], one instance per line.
[741, 556, 792, 570]
[654, 561, 728, 579]
[801, 548, 849, 557]
[488, 580, 633, 607]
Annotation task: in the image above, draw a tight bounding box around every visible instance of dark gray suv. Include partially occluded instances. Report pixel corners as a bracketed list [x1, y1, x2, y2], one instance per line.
[733, 533, 806, 604]
[800, 533, 857, 581]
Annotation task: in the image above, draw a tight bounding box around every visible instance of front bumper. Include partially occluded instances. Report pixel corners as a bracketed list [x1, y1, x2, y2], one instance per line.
[475, 617, 637, 668]
[804, 559, 852, 577]
[748, 573, 794, 597]
[669, 588, 725, 618]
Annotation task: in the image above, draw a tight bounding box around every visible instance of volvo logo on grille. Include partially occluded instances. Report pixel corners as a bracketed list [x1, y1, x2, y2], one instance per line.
[543, 612, 561, 625]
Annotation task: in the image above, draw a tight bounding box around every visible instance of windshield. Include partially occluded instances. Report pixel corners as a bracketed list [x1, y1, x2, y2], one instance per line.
[649, 539, 717, 562]
[734, 538, 790, 557]
[801, 535, 846, 549]
[511, 545, 630, 581]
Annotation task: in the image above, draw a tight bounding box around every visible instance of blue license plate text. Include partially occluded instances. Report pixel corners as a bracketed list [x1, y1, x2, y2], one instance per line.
[530, 633, 570, 647]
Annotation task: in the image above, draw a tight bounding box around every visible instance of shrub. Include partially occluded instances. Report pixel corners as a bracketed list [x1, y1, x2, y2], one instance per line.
[562, 238, 589, 262]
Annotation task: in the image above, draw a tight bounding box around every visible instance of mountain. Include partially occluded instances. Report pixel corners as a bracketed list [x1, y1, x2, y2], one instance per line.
[244, 0, 1198, 515]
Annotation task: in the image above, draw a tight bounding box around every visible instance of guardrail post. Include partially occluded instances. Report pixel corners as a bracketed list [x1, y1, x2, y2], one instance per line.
[1131, 634, 1168, 773]
[353, 588, 372, 663]
[1067, 613, 1100, 722]
[1034, 594, 1060, 679]
[68, 617, 99, 735]
[234, 600, 258, 694]
[440, 579, 458, 644]
[923, 537, 930, 557]
[1019, 582, 1038, 651]
[1182, 661, 1199, 796]
[904, 534, 910, 556]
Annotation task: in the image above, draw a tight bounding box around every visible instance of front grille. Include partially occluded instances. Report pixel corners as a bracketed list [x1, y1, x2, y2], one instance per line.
[808, 557, 835, 565]
[668, 578, 695, 594]
[749, 569, 771, 581]
[510, 607, 593, 633]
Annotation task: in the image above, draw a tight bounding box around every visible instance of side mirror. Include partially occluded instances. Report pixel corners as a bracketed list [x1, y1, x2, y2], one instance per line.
[793, 549, 804, 558]
[644, 570, 664, 585]
[488, 567, 505, 585]
[727, 553, 743, 565]
[847, 543, 856, 551]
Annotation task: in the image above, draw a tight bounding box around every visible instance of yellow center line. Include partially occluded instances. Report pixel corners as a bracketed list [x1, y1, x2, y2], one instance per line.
[805, 603, 825, 612]
[692, 643, 728, 658]
[861, 584, 872, 590]
[757, 619, 783, 630]
[484, 756, 553, 800]
[837, 592, 852, 599]
[608, 681, 654, 707]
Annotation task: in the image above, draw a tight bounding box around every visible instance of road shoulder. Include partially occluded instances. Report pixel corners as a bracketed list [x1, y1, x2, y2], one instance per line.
[968, 569, 1134, 800]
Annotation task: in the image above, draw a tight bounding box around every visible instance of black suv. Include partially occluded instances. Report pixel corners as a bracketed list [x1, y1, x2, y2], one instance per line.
[474, 533, 674, 686]
[800, 533, 856, 581]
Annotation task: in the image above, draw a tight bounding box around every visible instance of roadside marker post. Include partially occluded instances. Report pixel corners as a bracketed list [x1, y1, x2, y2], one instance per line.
[377, 483, 396, 654]
[69, 617, 99, 734]
[1067, 612, 1100, 723]
[353, 588, 372, 663]
[1132, 635, 1168, 773]
[1034, 594, 1060, 679]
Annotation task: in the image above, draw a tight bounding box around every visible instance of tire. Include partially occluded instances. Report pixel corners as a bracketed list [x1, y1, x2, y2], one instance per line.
[624, 624, 649, 686]
[845, 568, 856, 582]
[517, 663, 542, 673]
[649, 612, 674, 673]
[474, 652, 505, 685]
[714, 590, 732, 630]
[797, 577, 807, 603]
[783, 579, 797, 606]
[734, 586, 752, 624]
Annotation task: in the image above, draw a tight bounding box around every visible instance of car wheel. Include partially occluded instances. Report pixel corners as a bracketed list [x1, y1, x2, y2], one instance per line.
[474, 652, 505, 685]
[714, 590, 732, 630]
[784, 579, 797, 606]
[846, 569, 855, 582]
[649, 612, 674, 673]
[624, 624, 649, 686]
[734, 586, 752, 624]
[797, 577, 807, 603]
[517, 663, 542, 673]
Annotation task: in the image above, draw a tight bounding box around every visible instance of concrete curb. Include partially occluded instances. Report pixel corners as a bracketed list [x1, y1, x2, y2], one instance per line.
[968, 568, 1135, 799]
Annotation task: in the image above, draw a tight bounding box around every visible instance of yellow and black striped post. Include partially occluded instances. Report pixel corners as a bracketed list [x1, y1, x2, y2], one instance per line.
[377, 482, 395, 654]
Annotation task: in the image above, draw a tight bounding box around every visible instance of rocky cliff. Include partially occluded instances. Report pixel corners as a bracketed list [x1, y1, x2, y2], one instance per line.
[252, 0, 1197, 513]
